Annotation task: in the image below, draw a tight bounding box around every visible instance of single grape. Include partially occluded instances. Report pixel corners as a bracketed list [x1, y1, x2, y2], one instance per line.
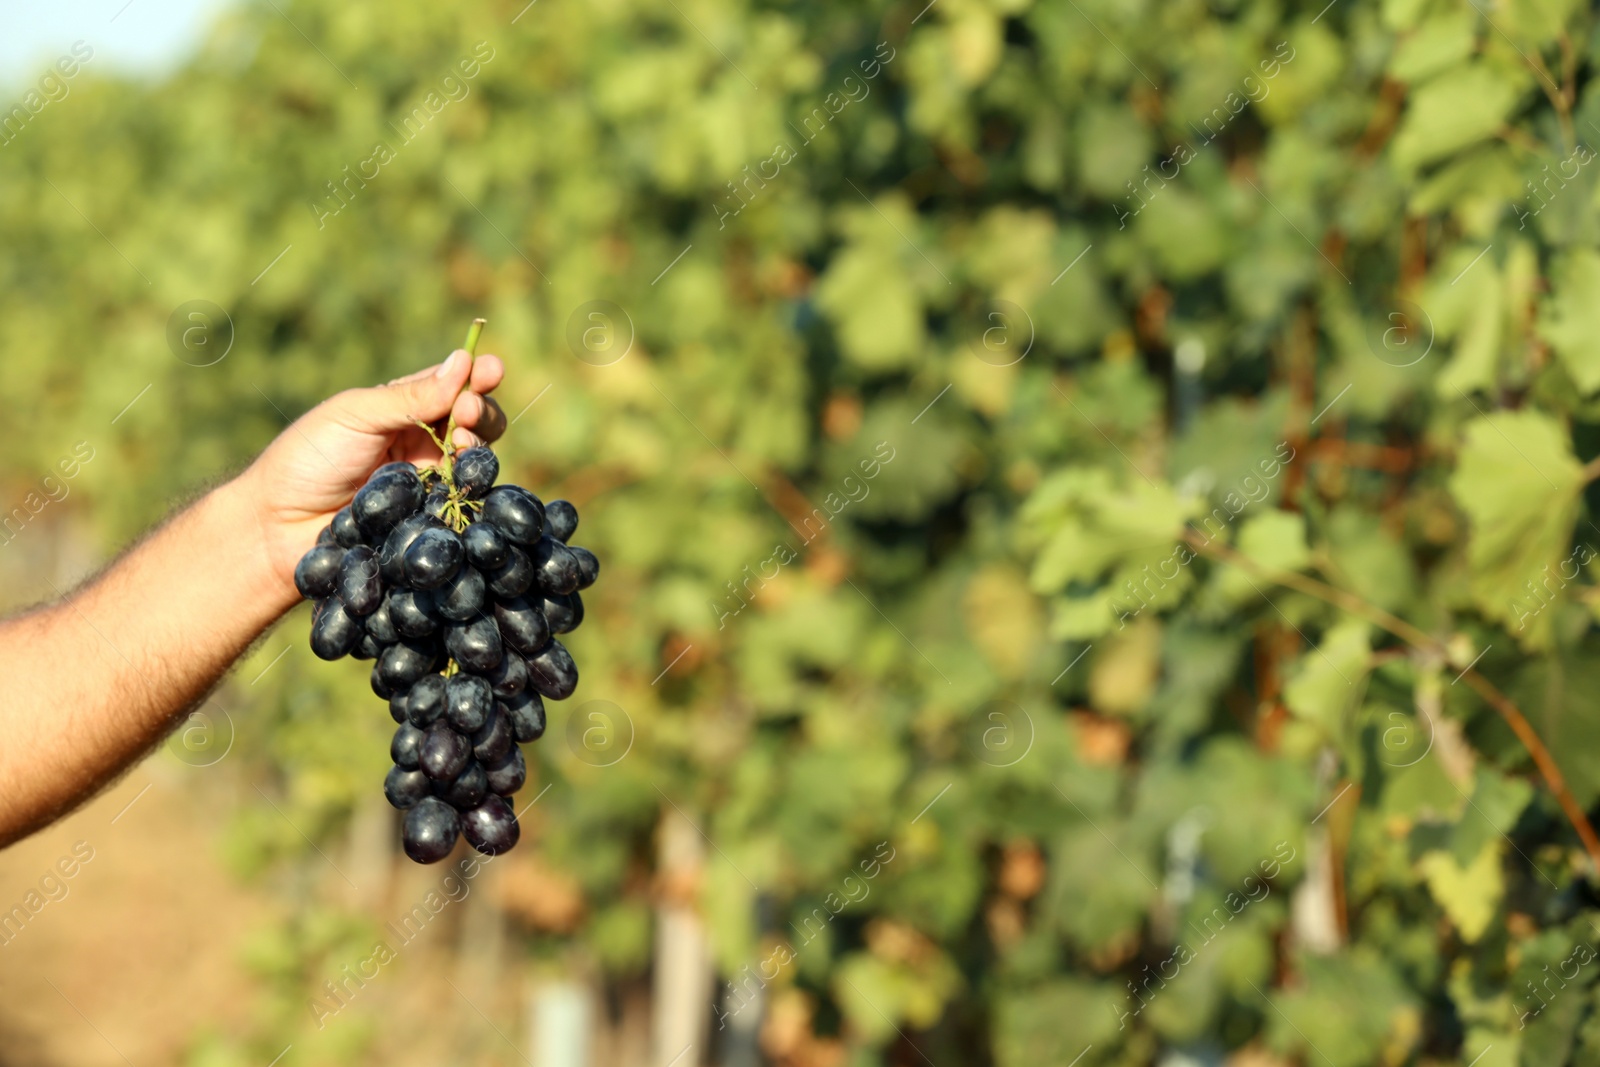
[337, 546, 384, 616]
[374, 461, 420, 480]
[445, 616, 504, 673]
[531, 537, 581, 596]
[384, 765, 432, 810]
[365, 596, 400, 644]
[376, 638, 439, 690]
[484, 648, 529, 699]
[402, 796, 460, 863]
[462, 796, 520, 855]
[316, 524, 337, 546]
[389, 689, 410, 724]
[391, 722, 426, 769]
[423, 484, 451, 520]
[404, 527, 465, 590]
[331, 505, 364, 548]
[310, 598, 362, 660]
[484, 746, 527, 796]
[494, 596, 550, 656]
[481, 485, 545, 545]
[445, 673, 495, 733]
[463, 522, 509, 571]
[437, 566, 487, 622]
[471, 706, 514, 763]
[420, 721, 472, 781]
[380, 513, 443, 585]
[503, 689, 547, 743]
[568, 546, 600, 590]
[406, 673, 448, 728]
[389, 588, 439, 638]
[353, 466, 425, 539]
[453, 446, 500, 499]
[543, 592, 583, 635]
[485, 546, 535, 599]
[435, 760, 489, 810]
[294, 544, 345, 599]
[544, 499, 579, 543]
[370, 665, 394, 699]
[528, 638, 578, 700]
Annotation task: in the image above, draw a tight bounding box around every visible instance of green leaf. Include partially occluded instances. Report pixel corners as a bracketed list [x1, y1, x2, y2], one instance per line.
[1447, 410, 1583, 647]
[1392, 63, 1524, 171]
[1538, 248, 1600, 393]
[1284, 620, 1370, 736]
[1210, 509, 1309, 605]
[1388, 11, 1478, 84]
[993, 980, 1125, 1067]
[1419, 839, 1503, 943]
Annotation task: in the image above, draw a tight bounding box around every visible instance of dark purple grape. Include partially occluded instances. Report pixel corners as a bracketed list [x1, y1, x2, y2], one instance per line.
[462, 796, 520, 855]
[310, 598, 362, 660]
[331, 505, 364, 548]
[370, 664, 394, 697]
[482, 485, 545, 545]
[373, 461, 420, 480]
[376, 638, 438, 690]
[485, 746, 527, 796]
[544, 500, 578, 542]
[494, 596, 549, 656]
[402, 796, 460, 863]
[485, 546, 535, 598]
[337, 546, 384, 615]
[453, 447, 500, 498]
[435, 760, 488, 809]
[380, 513, 444, 584]
[424, 484, 451, 520]
[391, 722, 426, 769]
[463, 522, 509, 571]
[385, 765, 432, 809]
[569, 546, 599, 590]
[471, 706, 513, 763]
[353, 466, 425, 539]
[390, 588, 438, 638]
[528, 638, 578, 700]
[445, 616, 503, 672]
[484, 648, 528, 699]
[404, 527, 465, 589]
[406, 673, 448, 727]
[420, 721, 472, 781]
[389, 690, 410, 724]
[294, 544, 345, 599]
[437, 566, 487, 622]
[446, 674, 495, 733]
[503, 690, 547, 742]
[366, 596, 400, 643]
[531, 537, 580, 596]
[353, 633, 382, 662]
[316, 525, 337, 546]
[543, 592, 583, 635]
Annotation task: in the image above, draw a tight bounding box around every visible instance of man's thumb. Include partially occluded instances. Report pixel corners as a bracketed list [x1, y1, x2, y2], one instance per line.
[341, 351, 473, 433]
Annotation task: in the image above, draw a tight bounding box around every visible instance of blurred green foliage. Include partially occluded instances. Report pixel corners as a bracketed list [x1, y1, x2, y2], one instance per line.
[10, 0, 1600, 1063]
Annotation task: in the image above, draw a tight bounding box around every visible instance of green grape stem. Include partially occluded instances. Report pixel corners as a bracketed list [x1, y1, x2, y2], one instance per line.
[410, 317, 489, 534]
[413, 317, 493, 686]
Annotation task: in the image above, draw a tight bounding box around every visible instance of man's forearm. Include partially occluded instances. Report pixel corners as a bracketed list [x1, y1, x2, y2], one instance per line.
[0, 467, 298, 843]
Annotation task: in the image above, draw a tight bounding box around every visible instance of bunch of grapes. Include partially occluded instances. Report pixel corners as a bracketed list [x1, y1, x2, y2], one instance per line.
[291, 327, 597, 863]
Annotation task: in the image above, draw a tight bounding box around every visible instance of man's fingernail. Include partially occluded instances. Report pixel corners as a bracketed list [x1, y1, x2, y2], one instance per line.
[435, 351, 462, 378]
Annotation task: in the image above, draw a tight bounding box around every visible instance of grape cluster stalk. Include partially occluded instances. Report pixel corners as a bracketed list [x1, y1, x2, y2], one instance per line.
[292, 322, 597, 863]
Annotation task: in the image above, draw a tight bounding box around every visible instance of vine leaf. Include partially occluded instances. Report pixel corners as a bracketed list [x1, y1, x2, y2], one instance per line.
[1447, 410, 1583, 649]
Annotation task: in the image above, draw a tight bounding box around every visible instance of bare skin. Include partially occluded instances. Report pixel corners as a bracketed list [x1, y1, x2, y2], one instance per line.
[0, 348, 508, 846]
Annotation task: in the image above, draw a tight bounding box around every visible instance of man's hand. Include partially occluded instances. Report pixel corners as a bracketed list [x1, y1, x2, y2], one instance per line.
[245, 349, 507, 599]
[0, 348, 508, 846]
